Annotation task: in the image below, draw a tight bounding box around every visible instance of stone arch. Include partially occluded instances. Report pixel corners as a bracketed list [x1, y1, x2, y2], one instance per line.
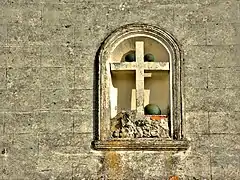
[93, 24, 187, 150]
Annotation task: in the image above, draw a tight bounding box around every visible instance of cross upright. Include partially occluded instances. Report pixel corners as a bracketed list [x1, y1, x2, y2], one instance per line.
[110, 41, 170, 116]
[135, 41, 145, 116]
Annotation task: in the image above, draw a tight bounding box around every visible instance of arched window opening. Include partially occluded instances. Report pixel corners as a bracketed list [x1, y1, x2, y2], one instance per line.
[93, 24, 188, 151]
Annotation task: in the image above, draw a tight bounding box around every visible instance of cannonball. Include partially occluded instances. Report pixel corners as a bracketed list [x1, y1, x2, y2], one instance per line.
[125, 51, 136, 62]
[144, 104, 161, 115]
[144, 53, 155, 62]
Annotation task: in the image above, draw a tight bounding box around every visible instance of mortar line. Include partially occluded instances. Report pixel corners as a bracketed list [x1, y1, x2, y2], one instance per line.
[71, 162, 74, 180]
[205, 21, 208, 46]
[206, 67, 209, 89]
[209, 132, 213, 180]
[3, 112, 5, 134]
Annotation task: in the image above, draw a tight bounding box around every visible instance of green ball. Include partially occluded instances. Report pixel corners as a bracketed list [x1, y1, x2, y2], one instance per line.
[144, 53, 155, 62]
[125, 51, 136, 62]
[144, 104, 161, 115]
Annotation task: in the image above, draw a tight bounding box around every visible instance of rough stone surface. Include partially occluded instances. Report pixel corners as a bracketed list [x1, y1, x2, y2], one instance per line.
[0, 0, 239, 179]
[111, 111, 170, 139]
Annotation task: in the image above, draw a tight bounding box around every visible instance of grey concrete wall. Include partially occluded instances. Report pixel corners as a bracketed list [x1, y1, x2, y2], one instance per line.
[0, 0, 239, 179]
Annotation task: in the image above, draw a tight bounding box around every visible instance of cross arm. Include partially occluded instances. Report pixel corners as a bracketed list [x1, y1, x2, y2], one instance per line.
[110, 62, 169, 71]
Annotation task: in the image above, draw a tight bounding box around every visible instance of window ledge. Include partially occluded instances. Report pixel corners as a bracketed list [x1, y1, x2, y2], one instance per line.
[92, 139, 189, 151]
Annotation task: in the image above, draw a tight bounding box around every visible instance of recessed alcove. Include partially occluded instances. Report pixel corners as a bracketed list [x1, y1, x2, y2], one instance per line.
[93, 24, 188, 151]
[110, 36, 170, 118]
[144, 70, 169, 116]
[111, 71, 136, 117]
[110, 36, 170, 117]
[111, 36, 169, 63]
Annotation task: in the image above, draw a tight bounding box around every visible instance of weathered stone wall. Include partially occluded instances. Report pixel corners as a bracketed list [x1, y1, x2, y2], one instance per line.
[0, 0, 239, 179]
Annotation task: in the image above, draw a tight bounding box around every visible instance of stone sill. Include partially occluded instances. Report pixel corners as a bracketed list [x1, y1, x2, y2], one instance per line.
[92, 139, 189, 151]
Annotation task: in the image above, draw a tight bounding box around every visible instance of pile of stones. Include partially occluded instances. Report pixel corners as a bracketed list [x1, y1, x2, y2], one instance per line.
[110, 111, 170, 139]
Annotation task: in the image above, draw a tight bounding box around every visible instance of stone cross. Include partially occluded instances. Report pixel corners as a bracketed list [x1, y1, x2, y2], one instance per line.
[135, 41, 145, 115]
[111, 41, 169, 116]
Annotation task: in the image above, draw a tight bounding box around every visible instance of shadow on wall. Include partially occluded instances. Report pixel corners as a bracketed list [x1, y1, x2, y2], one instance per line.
[93, 46, 100, 142]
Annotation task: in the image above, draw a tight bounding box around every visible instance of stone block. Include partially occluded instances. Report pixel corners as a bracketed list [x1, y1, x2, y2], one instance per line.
[39, 132, 72, 153]
[73, 111, 93, 133]
[71, 46, 96, 68]
[188, 134, 211, 155]
[13, 88, 41, 111]
[41, 25, 74, 46]
[14, 45, 41, 68]
[139, 152, 169, 179]
[210, 134, 240, 154]
[0, 68, 6, 89]
[207, 88, 231, 112]
[19, 0, 45, 4]
[70, 133, 93, 153]
[42, 3, 74, 26]
[104, 2, 174, 32]
[174, 22, 206, 46]
[39, 132, 92, 154]
[41, 45, 66, 67]
[209, 112, 240, 134]
[184, 44, 239, 68]
[208, 67, 226, 88]
[225, 68, 240, 88]
[41, 111, 73, 133]
[226, 88, 240, 111]
[211, 153, 240, 179]
[184, 88, 208, 111]
[17, 3, 42, 26]
[6, 67, 40, 89]
[74, 24, 107, 49]
[2, 134, 39, 180]
[184, 67, 207, 88]
[41, 45, 89, 67]
[208, 45, 237, 68]
[184, 45, 214, 68]
[174, 4, 207, 25]
[203, 0, 239, 23]
[7, 46, 24, 68]
[41, 89, 72, 110]
[183, 154, 211, 179]
[0, 134, 14, 154]
[40, 67, 74, 89]
[74, 67, 93, 89]
[0, 89, 14, 111]
[11, 133, 39, 157]
[37, 153, 72, 180]
[0, 112, 3, 135]
[73, 2, 108, 27]
[4, 112, 45, 134]
[116, 151, 145, 178]
[44, 0, 75, 4]
[101, 151, 167, 179]
[7, 24, 43, 46]
[207, 23, 239, 45]
[231, 45, 240, 67]
[70, 89, 93, 110]
[185, 112, 209, 135]
[1, 3, 41, 24]
[0, 47, 8, 68]
[0, 134, 14, 179]
[102, 0, 200, 4]
[0, 3, 17, 24]
[0, 24, 7, 46]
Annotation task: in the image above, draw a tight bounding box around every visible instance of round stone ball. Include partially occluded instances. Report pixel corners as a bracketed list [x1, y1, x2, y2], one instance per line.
[125, 51, 136, 62]
[144, 104, 161, 115]
[144, 53, 155, 62]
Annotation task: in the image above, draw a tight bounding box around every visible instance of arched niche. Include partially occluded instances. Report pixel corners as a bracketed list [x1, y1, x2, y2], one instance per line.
[93, 24, 188, 151]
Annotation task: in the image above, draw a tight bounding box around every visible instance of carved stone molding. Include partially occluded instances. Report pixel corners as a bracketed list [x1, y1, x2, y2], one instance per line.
[93, 23, 188, 151]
